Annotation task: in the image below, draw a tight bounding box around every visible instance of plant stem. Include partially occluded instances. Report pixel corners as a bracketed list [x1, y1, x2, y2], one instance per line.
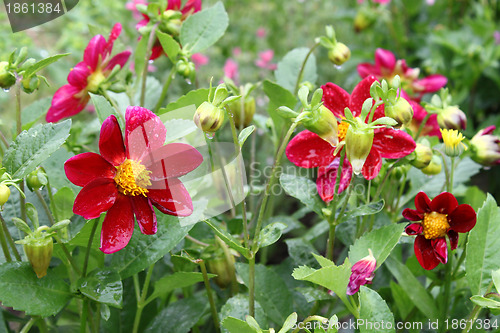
[439, 248, 452, 332]
[291, 316, 329, 333]
[140, 23, 159, 107]
[462, 281, 494, 333]
[294, 43, 319, 95]
[415, 114, 430, 140]
[53, 234, 82, 275]
[35, 189, 56, 225]
[20, 317, 36, 333]
[132, 263, 155, 333]
[248, 256, 256, 317]
[153, 66, 176, 112]
[0, 129, 9, 148]
[326, 224, 336, 262]
[80, 299, 89, 333]
[15, 83, 27, 225]
[0, 215, 12, 262]
[199, 260, 220, 332]
[326, 148, 346, 261]
[82, 218, 99, 277]
[0, 212, 21, 260]
[448, 157, 455, 192]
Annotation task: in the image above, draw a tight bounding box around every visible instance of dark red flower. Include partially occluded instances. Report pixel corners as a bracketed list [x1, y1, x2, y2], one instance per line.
[286, 75, 416, 202]
[65, 106, 203, 253]
[347, 249, 376, 295]
[46, 23, 131, 123]
[403, 192, 476, 270]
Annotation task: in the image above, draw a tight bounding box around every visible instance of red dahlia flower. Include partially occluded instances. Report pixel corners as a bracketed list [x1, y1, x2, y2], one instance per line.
[65, 106, 203, 253]
[286, 76, 416, 202]
[46, 23, 131, 123]
[347, 249, 376, 295]
[403, 192, 476, 270]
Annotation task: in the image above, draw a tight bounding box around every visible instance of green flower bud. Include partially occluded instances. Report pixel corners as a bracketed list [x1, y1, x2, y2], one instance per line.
[160, 10, 183, 36]
[227, 96, 256, 128]
[194, 101, 225, 134]
[0, 61, 16, 89]
[21, 75, 40, 94]
[437, 105, 467, 130]
[207, 256, 236, 289]
[421, 155, 442, 175]
[26, 168, 47, 191]
[23, 234, 53, 278]
[302, 105, 339, 146]
[0, 184, 10, 206]
[384, 98, 414, 128]
[328, 43, 351, 66]
[176, 59, 195, 79]
[411, 143, 433, 169]
[354, 8, 375, 33]
[345, 120, 374, 175]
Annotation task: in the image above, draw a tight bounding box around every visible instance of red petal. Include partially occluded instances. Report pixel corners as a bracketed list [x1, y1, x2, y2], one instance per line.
[131, 196, 157, 235]
[144, 143, 203, 180]
[402, 208, 424, 221]
[414, 192, 431, 213]
[148, 178, 193, 217]
[104, 23, 122, 56]
[431, 237, 448, 264]
[316, 158, 352, 202]
[405, 223, 423, 235]
[357, 63, 381, 78]
[448, 204, 477, 233]
[67, 62, 91, 90]
[64, 152, 115, 187]
[104, 51, 131, 73]
[448, 230, 459, 250]
[361, 148, 381, 180]
[350, 75, 378, 118]
[430, 192, 458, 214]
[84, 35, 106, 71]
[99, 115, 126, 166]
[46, 85, 89, 122]
[321, 82, 350, 118]
[372, 127, 416, 159]
[99, 194, 134, 254]
[125, 106, 167, 161]
[167, 0, 181, 9]
[413, 74, 447, 94]
[181, 0, 202, 15]
[375, 48, 396, 72]
[414, 235, 440, 270]
[73, 178, 118, 219]
[285, 130, 336, 168]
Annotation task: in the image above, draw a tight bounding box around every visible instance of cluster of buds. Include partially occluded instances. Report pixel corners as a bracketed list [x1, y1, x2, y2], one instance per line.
[317, 26, 351, 66]
[370, 76, 414, 128]
[224, 78, 257, 128]
[194, 81, 241, 134]
[425, 88, 467, 131]
[26, 168, 48, 192]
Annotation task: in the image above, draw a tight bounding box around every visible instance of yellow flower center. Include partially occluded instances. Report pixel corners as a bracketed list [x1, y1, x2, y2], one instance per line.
[337, 121, 350, 142]
[422, 211, 450, 240]
[86, 70, 106, 93]
[114, 159, 152, 196]
[440, 128, 466, 150]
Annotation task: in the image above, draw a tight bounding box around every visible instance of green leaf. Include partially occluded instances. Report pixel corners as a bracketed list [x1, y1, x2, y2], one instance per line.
[466, 194, 500, 295]
[68, 218, 102, 247]
[359, 286, 395, 333]
[275, 48, 317, 93]
[327, 315, 338, 333]
[285, 238, 320, 268]
[157, 31, 180, 63]
[348, 224, 405, 269]
[50, 187, 75, 221]
[3, 120, 72, 179]
[180, 2, 229, 53]
[236, 263, 293, 325]
[134, 76, 162, 111]
[385, 256, 438, 319]
[222, 317, 259, 333]
[390, 281, 413, 319]
[205, 219, 250, 259]
[258, 222, 287, 249]
[0, 262, 71, 317]
[90, 93, 123, 127]
[78, 269, 123, 308]
[159, 88, 213, 114]
[278, 312, 298, 333]
[110, 213, 194, 278]
[470, 295, 500, 309]
[493, 268, 500, 293]
[280, 173, 325, 217]
[342, 200, 384, 221]
[21, 97, 51, 130]
[238, 126, 256, 147]
[220, 294, 268, 332]
[262, 80, 297, 137]
[23, 53, 69, 77]
[246, 316, 262, 332]
[150, 272, 215, 301]
[134, 36, 149, 77]
[312, 253, 335, 268]
[296, 287, 332, 303]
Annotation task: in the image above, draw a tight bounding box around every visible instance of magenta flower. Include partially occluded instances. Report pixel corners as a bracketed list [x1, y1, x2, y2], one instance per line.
[286, 76, 416, 202]
[46, 24, 131, 123]
[256, 27, 267, 39]
[223, 59, 239, 83]
[255, 50, 277, 71]
[191, 53, 209, 69]
[347, 249, 376, 295]
[64, 106, 203, 253]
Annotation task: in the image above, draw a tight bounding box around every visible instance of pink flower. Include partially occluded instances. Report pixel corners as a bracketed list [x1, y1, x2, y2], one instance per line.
[223, 59, 239, 82]
[256, 27, 267, 39]
[470, 126, 500, 166]
[191, 53, 209, 69]
[347, 250, 376, 295]
[46, 23, 131, 123]
[494, 31, 500, 45]
[232, 47, 242, 57]
[126, 0, 147, 20]
[255, 50, 277, 71]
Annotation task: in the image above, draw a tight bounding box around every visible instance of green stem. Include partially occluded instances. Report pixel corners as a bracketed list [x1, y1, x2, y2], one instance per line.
[0, 215, 12, 262]
[35, 189, 56, 225]
[102, 90, 125, 123]
[448, 157, 455, 193]
[294, 43, 319, 94]
[140, 23, 159, 107]
[80, 299, 89, 333]
[248, 256, 255, 317]
[0, 213, 21, 260]
[132, 263, 155, 333]
[199, 260, 220, 332]
[0, 129, 9, 148]
[20, 317, 37, 333]
[15, 83, 27, 225]
[415, 114, 430, 140]
[326, 224, 336, 262]
[82, 218, 99, 277]
[153, 66, 176, 112]
[440, 247, 452, 332]
[53, 234, 82, 275]
[291, 316, 329, 333]
[462, 281, 494, 333]
[437, 150, 450, 192]
[326, 148, 346, 261]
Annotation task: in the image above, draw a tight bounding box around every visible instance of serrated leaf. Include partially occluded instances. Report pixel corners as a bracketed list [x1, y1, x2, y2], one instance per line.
[312, 253, 335, 268]
[157, 31, 180, 63]
[3, 120, 72, 179]
[359, 286, 395, 333]
[278, 312, 297, 333]
[222, 317, 259, 333]
[238, 126, 255, 147]
[90, 93, 123, 127]
[78, 269, 123, 308]
[180, 2, 229, 53]
[220, 294, 268, 332]
[280, 173, 325, 217]
[343, 199, 384, 221]
[258, 222, 287, 249]
[205, 219, 250, 259]
[466, 194, 500, 295]
[348, 224, 405, 269]
[23, 53, 69, 77]
[385, 256, 438, 319]
[0, 262, 70, 317]
[275, 48, 317, 93]
[285, 238, 320, 268]
[150, 272, 215, 301]
[159, 88, 213, 115]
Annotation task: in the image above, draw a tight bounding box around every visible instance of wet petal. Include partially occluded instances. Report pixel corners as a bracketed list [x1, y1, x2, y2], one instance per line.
[285, 130, 336, 168]
[361, 148, 381, 180]
[448, 204, 477, 233]
[125, 106, 167, 160]
[99, 194, 134, 254]
[414, 235, 440, 270]
[145, 143, 203, 180]
[73, 178, 118, 219]
[414, 192, 431, 213]
[350, 75, 383, 119]
[373, 127, 416, 159]
[99, 115, 126, 166]
[148, 178, 193, 217]
[448, 230, 459, 250]
[405, 223, 423, 235]
[402, 208, 424, 222]
[65, 152, 115, 187]
[316, 158, 352, 202]
[131, 196, 157, 235]
[431, 237, 448, 264]
[321, 82, 350, 118]
[430, 192, 458, 214]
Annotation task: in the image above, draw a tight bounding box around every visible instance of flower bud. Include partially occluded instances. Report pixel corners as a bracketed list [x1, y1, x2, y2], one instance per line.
[0, 184, 10, 206]
[302, 105, 339, 146]
[160, 10, 183, 36]
[347, 249, 376, 295]
[194, 101, 225, 134]
[21, 75, 41, 94]
[384, 98, 414, 128]
[227, 96, 256, 128]
[23, 235, 53, 278]
[207, 256, 236, 289]
[345, 120, 374, 175]
[176, 59, 195, 79]
[421, 155, 442, 175]
[440, 128, 466, 157]
[354, 8, 375, 33]
[411, 143, 433, 169]
[470, 126, 500, 166]
[0, 61, 16, 89]
[328, 43, 351, 66]
[437, 106, 467, 130]
[26, 168, 47, 191]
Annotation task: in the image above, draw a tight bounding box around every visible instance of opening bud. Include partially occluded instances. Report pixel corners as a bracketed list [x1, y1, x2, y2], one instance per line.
[328, 42, 351, 66]
[411, 143, 433, 169]
[302, 105, 339, 146]
[347, 249, 376, 295]
[437, 106, 467, 130]
[227, 95, 256, 128]
[194, 101, 225, 134]
[470, 126, 500, 166]
[26, 168, 48, 191]
[345, 119, 374, 175]
[440, 128, 466, 157]
[384, 97, 414, 128]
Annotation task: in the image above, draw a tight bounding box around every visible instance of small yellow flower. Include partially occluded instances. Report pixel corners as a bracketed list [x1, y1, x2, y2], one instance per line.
[440, 128, 467, 157]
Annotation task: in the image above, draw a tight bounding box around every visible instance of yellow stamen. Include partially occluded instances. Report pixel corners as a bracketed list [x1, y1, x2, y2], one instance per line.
[337, 121, 350, 142]
[114, 159, 152, 196]
[86, 70, 106, 93]
[440, 128, 467, 157]
[422, 211, 450, 240]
